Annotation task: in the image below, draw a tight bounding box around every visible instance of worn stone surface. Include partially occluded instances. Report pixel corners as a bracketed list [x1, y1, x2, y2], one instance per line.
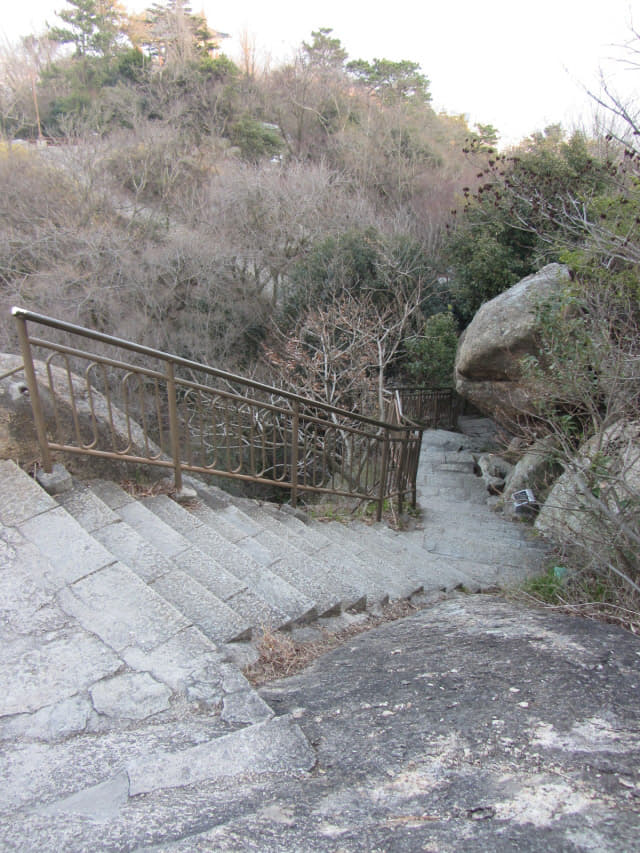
[121, 627, 225, 703]
[0, 630, 121, 717]
[90, 672, 172, 720]
[454, 264, 570, 422]
[221, 689, 273, 725]
[0, 695, 93, 743]
[126, 715, 315, 796]
[58, 562, 190, 652]
[3, 595, 638, 851]
[0, 458, 56, 525]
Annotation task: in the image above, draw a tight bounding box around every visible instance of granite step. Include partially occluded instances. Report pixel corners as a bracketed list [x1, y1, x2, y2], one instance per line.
[189, 500, 369, 615]
[141, 494, 317, 627]
[89, 480, 291, 636]
[57, 484, 254, 644]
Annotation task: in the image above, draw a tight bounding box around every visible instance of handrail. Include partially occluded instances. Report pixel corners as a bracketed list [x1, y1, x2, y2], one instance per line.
[12, 307, 423, 521]
[391, 386, 462, 430]
[11, 307, 402, 433]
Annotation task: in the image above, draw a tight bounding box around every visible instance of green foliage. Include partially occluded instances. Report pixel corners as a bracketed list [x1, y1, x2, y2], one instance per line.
[199, 54, 239, 81]
[283, 229, 431, 324]
[404, 311, 459, 387]
[230, 117, 283, 163]
[115, 47, 145, 81]
[285, 229, 380, 314]
[49, 0, 124, 57]
[445, 127, 615, 325]
[446, 212, 537, 324]
[302, 28, 347, 70]
[346, 58, 431, 103]
[524, 567, 566, 603]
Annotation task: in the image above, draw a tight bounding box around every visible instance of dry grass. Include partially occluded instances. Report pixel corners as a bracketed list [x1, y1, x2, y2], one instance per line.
[244, 598, 424, 686]
[120, 477, 177, 499]
[513, 563, 640, 635]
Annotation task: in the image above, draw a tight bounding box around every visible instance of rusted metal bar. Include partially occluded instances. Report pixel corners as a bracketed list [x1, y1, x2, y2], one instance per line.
[291, 400, 299, 507]
[377, 430, 390, 522]
[165, 361, 183, 494]
[396, 430, 409, 515]
[0, 364, 24, 381]
[11, 307, 425, 516]
[14, 313, 53, 472]
[12, 307, 401, 431]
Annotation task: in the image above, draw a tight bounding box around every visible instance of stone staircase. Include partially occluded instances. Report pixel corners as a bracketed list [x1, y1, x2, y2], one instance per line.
[0, 428, 549, 830]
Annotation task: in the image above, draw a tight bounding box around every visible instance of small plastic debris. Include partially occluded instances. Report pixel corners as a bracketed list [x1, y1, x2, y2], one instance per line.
[512, 488, 539, 516]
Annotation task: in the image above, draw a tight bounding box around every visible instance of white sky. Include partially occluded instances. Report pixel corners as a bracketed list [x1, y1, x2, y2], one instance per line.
[2, 0, 639, 145]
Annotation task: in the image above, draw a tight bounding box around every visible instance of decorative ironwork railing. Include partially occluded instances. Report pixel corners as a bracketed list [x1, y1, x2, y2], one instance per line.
[392, 386, 463, 430]
[12, 307, 423, 521]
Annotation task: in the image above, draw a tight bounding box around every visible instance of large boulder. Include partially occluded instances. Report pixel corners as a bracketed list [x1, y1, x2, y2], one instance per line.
[455, 263, 571, 422]
[536, 421, 640, 563]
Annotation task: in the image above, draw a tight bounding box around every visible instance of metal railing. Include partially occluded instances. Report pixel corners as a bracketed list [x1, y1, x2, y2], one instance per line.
[12, 307, 423, 521]
[393, 386, 463, 430]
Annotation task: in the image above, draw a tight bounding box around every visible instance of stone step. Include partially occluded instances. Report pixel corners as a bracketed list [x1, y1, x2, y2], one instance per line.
[57, 483, 254, 645]
[189, 501, 368, 616]
[254, 501, 425, 604]
[222, 498, 409, 605]
[57, 561, 191, 653]
[4, 711, 311, 823]
[355, 525, 478, 592]
[149, 569, 252, 643]
[319, 521, 424, 602]
[90, 480, 291, 633]
[0, 464, 284, 793]
[141, 494, 317, 627]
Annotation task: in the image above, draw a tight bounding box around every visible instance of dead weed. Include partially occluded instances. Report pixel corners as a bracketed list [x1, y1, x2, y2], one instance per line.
[244, 597, 424, 686]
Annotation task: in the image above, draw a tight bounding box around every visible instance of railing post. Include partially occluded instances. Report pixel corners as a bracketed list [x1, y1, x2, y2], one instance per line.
[411, 430, 422, 509]
[14, 311, 53, 473]
[377, 429, 390, 522]
[396, 429, 409, 515]
[165, 360, 183, 494]
[291, 399, 299, 508]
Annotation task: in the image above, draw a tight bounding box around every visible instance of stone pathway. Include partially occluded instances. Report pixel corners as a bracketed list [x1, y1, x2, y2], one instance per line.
[0, 428, 552, 849]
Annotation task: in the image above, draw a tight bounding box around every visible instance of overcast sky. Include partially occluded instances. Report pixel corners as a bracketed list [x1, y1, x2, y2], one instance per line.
[2, 0, 638, 145]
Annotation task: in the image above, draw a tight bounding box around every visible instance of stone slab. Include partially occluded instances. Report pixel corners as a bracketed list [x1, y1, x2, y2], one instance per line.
[88, 479, 135, 509]
[55, 482, 119, 532]
[0, 459, 57, 526]
[0, 695, 93, 743]
[0, 526, 68, 638]
[122, 627, 224, 704]
[173, 545, 247, 601]
[19, 506, 115, 588]
[127, 715, 315, 795]
[143, 496, 317, 625]
[58, 562, 190, 653]
[90, 672, 172, 720]
[0, 630, 121, 716]
[150, 569, 252, 643]
[93, 520, 174, 583]
[221, 690, 273, 725]
[222, 588, 290, 632]
[115, 500, 191, 558]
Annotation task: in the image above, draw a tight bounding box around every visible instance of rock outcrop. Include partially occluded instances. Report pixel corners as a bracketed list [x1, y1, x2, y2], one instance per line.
[536, 421, 640, 550]
[454, 263, 571, 422]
